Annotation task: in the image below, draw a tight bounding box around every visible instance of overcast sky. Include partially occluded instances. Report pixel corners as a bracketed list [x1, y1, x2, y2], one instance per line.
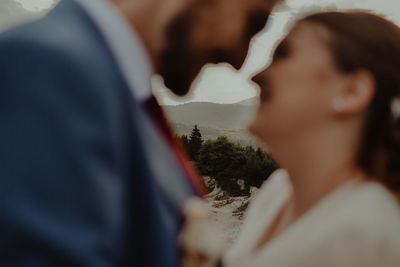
[159, 0, 400, 105]
[2, 0, 400, 105]
[155, 0, 400, 105]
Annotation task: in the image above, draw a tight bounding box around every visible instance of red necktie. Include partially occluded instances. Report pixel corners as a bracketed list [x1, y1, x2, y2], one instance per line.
[144, 95, 205, 197]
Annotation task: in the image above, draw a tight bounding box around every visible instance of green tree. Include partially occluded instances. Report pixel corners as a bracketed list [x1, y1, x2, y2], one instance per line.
[198, 136, 247, 195]
[243, 147, 278, 188]
[197, 136, 279, 196]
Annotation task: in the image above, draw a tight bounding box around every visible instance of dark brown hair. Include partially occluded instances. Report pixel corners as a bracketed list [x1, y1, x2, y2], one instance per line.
[301, 12, 400, 193]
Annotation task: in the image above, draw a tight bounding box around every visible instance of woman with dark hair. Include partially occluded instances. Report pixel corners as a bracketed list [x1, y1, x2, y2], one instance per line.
[181, 11, 400, 267]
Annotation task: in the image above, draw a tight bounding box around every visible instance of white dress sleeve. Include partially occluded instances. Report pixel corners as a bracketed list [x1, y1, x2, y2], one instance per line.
[224, 169, 291, 264]
[224, 172, 400, 267]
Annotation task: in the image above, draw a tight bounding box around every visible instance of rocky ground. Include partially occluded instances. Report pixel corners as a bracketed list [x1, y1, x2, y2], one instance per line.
[203, 177, 259, 246]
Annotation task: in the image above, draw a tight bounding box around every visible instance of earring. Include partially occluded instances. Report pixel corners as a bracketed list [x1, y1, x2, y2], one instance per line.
[332, 98, 345, 112]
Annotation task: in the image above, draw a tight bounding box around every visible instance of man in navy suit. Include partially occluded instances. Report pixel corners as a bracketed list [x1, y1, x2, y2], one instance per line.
[0, 0, 280, 265]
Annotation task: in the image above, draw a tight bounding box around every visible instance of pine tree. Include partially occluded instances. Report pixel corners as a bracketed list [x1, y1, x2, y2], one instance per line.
[188, 125, 203, 161]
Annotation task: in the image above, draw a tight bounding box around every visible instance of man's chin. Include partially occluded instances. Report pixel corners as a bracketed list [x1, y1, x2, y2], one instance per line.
[163, 76, 191, 96]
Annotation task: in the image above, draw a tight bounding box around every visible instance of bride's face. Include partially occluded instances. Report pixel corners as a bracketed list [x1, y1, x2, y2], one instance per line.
[249, 22, 345, 148]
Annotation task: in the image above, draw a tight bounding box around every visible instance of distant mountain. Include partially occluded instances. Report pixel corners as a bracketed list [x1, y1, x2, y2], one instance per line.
[171, 122, 260, 146]
[161, 97, 262, 146]
[162, 97, 259, 131]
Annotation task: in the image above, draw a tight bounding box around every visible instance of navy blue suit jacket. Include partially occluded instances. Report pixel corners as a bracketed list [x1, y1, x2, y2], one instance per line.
[0, 1, 195, 266]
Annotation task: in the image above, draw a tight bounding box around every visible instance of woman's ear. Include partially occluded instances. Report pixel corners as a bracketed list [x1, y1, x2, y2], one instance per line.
[331, 69, 376, 116]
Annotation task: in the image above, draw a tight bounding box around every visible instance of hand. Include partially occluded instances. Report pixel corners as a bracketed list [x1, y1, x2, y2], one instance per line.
[179, 197, 225, 267]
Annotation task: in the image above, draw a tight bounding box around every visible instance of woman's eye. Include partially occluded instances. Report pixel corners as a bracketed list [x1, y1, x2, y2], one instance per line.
[272, 41, 290, 61]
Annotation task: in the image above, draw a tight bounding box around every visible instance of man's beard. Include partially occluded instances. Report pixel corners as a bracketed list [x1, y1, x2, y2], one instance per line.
[158, 4, 271, 96]
[157, 3, 233, 96]
[158, 29, 192, 95]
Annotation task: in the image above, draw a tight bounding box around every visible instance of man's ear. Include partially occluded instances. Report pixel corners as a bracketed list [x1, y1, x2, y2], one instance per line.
[332, 69, 376, 116]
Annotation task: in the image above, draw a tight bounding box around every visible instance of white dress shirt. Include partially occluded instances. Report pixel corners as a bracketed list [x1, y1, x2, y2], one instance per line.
[76, 0, 153, 102]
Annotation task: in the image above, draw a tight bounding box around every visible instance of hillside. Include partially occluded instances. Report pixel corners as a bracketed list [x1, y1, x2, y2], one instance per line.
[170, 122, 260, 146]
[161, 97, 261, 146]
[162, 97, 259, 131]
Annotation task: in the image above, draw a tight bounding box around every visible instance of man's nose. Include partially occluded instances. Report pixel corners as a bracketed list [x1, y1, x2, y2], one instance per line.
[231, 49, 248, 70]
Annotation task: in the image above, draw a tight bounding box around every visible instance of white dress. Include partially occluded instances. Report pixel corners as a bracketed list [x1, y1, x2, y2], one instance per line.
[223, 169, 400, 267]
